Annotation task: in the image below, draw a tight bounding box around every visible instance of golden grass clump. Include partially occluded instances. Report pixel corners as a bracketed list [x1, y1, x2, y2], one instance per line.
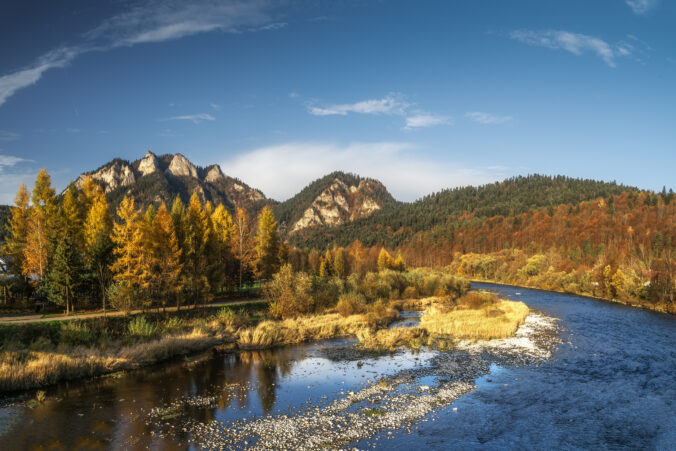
[421, 300, 529, 340]
[237, 308, 399, 350]
[357, 327, 426, 351]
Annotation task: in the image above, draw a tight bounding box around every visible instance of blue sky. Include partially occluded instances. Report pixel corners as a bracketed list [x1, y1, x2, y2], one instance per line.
[0, 0, 674, 203]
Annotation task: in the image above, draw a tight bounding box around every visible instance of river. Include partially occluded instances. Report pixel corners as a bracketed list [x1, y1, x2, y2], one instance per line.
[0, 283, 674, 450]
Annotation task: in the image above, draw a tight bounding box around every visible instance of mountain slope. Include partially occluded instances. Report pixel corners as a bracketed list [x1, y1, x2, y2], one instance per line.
[273, 172, 397, 235]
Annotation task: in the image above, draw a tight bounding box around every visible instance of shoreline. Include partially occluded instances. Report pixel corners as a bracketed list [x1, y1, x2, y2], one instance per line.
[469, 278, 674, 315]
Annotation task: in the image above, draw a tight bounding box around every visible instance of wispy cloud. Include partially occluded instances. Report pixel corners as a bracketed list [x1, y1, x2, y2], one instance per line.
[222, 142, 508, 201]
[254, 22, 287, 32]
[0, 0, 282, 108]
[308, 94, 410, 116]
[85, 0, 276, 47]
[465, 112, 512, 125]
[510, 29, 630, 67]
[307, 93, 450, 131]
[0, 46, 85, 108]
[162, 113, 215, 124]
[0, 154, 31, 172]
[404, 114, 451, 130]
[0, 130, 20, 141]
[210, 103, 221, 110]
[626, 0, 659, 15]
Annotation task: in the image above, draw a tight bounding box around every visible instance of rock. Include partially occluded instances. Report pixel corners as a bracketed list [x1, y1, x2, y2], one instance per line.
[138, 150, 159, 176]
[290, 177, 388, 233]
[166, 154, 198, 178]
[204, 164, 225, 183]
[76, 160, 135, 193]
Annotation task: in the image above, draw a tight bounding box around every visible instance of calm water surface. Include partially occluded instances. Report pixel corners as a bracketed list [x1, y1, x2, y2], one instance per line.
[0, 283, 674, 450]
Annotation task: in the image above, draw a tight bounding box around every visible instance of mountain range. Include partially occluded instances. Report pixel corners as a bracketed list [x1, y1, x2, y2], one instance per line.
[67, 151, 395, 237]
[0, 150, 651, 251]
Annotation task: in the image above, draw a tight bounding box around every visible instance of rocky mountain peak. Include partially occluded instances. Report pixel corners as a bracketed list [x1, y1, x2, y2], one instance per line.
[138, 150, 159, 176]
[166, 153, 198, 178]
[75, 160, 136, 194]
[205, 164, 225, 183]
[289, 174, 390, 233]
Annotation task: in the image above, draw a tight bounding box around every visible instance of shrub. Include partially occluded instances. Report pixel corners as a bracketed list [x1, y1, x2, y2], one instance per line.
[336, 292, 366, 317]
[216, 308, 250, 329]
[162, 317, 184, 333]
[311, 276, 342, 311]
[59, 322, 94, 347]
[127, 316, 158, 338]
[402, 286, 418, 299]
[266, 264, 314, 319]
[29, 337, 54, 352]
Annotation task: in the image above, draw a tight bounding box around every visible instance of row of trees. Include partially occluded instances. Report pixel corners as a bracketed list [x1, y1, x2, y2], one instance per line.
[2, 170, 283, 312]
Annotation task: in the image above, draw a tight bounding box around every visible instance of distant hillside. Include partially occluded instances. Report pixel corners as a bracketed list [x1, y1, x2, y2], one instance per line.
[273, 171, 396, 235]
[289, 175, 638, 249]
[74, 150, 270, 215]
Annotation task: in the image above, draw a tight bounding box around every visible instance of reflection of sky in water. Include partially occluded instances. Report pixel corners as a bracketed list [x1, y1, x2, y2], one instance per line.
[212, 338, 437, 422]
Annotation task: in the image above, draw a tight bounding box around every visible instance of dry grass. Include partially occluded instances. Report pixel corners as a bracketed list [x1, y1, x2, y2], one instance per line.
[238, 308, 398, 349]
[356, 297, 529, 350]
[0, 330, 220, 392]
[356, 327, 426, 351]
[421, 300, 529, 340]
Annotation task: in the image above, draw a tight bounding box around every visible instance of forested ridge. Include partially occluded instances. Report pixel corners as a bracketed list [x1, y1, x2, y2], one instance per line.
[289, 175, 637, 248]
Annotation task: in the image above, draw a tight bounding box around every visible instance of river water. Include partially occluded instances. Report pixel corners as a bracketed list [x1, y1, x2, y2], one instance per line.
[0, 283, 674, 450]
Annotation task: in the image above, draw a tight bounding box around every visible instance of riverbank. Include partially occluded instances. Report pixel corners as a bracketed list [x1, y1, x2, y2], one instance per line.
[469, 277, 675, 315]
[0, 292, 527, 393]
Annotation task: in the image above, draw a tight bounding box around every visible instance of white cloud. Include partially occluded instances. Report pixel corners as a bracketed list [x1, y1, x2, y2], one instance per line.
[0, 0, 282, 108]
[0, 46, 84, 107]
[0, 154, 31, 171]
[465, 112, 512, 125]
[162, 113, 215, 124]
[510, 29, 629, 67]
[0, 130, 20, 141]
[404, 114, 451, 130]
[85, 0, 276, 47]
[308, 94, 410, 116]
[626, 0, 659, 15]
[221, 142, 507, 202]
[210, 103, 221, 110]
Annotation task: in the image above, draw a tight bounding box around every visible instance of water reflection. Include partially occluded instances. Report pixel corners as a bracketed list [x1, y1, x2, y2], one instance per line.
[0, 346, 304, 449]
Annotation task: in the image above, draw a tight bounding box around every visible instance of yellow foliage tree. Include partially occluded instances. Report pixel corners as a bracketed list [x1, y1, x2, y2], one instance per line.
[233, 207, 255, 291]
[254, 206, 280, 280]
[185, 192, 210, 306]
[377, 247, 393, 272]
[2, 183, 30, 283]
[23, 169, 57, 282]
[393, 252, 406, 272]
[84, 191, 113, 311]
[110, 196, 146, 312]
[147, 203, 183, 311]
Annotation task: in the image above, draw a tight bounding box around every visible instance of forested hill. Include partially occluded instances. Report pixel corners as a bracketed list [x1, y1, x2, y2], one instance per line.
[288, 175, 639, 249]
[273, 171, 396, 235]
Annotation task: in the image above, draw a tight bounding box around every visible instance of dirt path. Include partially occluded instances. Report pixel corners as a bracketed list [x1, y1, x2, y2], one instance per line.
[0, 299, 264, 324]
